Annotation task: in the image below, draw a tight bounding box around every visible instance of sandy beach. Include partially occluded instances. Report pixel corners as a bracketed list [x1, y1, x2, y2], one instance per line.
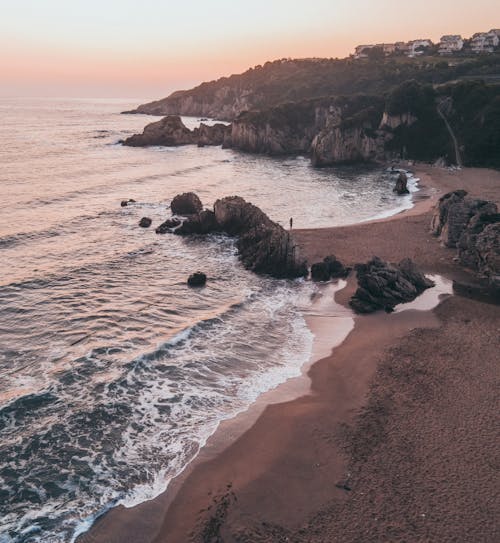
[79, 164, 500, 543]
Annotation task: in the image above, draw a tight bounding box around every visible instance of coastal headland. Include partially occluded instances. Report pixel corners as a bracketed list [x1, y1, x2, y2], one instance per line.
[79, 164, 500, 542]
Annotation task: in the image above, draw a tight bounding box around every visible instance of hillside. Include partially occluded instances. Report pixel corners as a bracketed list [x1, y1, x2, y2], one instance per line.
[126, 54, 500, 120]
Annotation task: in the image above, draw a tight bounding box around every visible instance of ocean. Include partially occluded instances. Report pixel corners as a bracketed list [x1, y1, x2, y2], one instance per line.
[0, 97, 419, 542]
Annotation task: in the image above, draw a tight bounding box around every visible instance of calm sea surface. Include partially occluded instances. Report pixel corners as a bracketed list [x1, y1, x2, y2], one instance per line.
[0, 98, 418, 542]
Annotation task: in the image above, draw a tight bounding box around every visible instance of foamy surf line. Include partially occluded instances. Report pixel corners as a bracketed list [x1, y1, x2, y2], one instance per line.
[65, 281, 316, 543]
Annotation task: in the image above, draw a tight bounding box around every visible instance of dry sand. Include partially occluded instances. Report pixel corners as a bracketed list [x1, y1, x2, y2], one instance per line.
[79, 164, 500, 543]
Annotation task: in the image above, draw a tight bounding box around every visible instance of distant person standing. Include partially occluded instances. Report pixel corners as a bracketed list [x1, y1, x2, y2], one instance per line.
[289, 217, 293, 230]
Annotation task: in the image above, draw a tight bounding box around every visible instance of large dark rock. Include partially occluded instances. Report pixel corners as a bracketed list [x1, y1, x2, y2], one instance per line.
[122, 115, 231, 148]
[187, 272, 207, 287]
[158, 193, 307, 279]
[311, 255, 350, 281]
[393, 171, 409, 195]
[171, 192, 203, 215]
[123, 115, 193, 147]
[458, 214, 500, 280]
[430, 190, 497, 248]
[431, 190, 499, 288]
[155, 218, 181, 234]
[349, 257, 435, 314]
[139, 217, 152, 228]
[175, 210, 219, 235]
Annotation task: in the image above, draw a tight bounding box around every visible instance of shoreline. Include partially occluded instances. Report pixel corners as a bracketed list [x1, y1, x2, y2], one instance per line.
[78, 164, 500, 543]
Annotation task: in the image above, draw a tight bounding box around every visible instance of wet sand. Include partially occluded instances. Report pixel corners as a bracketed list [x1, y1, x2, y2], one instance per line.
[79, 164, 500, 543]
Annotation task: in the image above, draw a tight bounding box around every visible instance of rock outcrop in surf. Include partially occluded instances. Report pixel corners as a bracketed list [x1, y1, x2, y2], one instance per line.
[158, 193, 308, 279]
[122, 116, 230, 148]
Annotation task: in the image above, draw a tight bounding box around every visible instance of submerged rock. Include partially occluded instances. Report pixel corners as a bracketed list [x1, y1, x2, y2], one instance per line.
[349, 257, 434, 314]
[121, 199, 136, 207]
[139, 217, 152, 228]
[171, 192, 203, 215]
[187, 272, 207, 287]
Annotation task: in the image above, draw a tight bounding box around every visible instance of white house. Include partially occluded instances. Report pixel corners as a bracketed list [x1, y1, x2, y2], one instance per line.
[438, 35, 464, 55]
[470, 31, 500, 53]
[407, 39, 433, 56]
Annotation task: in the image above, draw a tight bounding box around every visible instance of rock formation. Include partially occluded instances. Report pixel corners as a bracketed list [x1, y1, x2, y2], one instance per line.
[431, 190, 499, 288]
[430, 190, 497, 248]
[171, 192, 203, 215]
[349, 257, 435, 313]
[158, 193, 307, 279]
[155, 218, 181, 234]
[187, 272, 207, 287]
[393, 171, 410, 194]
[123, 116, 230, 148]
[311, 255, 350, 281]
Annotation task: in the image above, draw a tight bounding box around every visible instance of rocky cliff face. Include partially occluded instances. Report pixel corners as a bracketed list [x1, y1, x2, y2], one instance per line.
[431, 190, 500, 289]
[228, 96, 388, 163]
[123, 116, 230, 147]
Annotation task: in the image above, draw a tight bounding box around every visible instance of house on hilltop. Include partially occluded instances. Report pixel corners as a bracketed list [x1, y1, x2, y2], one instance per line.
[438, 35, 464, 54]
[470, 30, 500, 53]
[407, 39, 433, 56]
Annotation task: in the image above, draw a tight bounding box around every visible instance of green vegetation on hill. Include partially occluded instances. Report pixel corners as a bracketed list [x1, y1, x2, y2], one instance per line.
[135, 54, 500, 119]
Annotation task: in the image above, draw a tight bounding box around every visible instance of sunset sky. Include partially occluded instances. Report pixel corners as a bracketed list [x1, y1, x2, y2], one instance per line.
[1, 0, 499, 99]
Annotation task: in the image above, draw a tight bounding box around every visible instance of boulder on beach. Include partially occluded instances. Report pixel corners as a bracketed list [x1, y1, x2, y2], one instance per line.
[430, 190, 499, 288]
[311, 255, 350, 281]
[430, 190, 497, 248]
[187, 272, 207, 287]
[393, 171, 410, 195]
[171, 192, 203, 215]
[349, 256, 434, 314]
[139, 217, 152, 228]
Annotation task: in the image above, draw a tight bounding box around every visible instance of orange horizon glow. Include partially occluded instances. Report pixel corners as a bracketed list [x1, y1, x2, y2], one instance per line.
[1, 0, 499, 99]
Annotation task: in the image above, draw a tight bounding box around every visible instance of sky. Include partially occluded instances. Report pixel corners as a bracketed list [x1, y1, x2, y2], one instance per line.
[1, 0, 499, 99]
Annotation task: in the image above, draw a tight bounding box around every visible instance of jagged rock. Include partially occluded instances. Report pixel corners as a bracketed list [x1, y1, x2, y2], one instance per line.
[393, 172, 409, 194]
[121, 199, 136, 207]
[123, 115, 193, 147]
[139, 217, 152, 228]
[155, 218, 181, 234]
[430, 190, 497, 248]
[122, 116, 231, 148]
[458, 214, 500, 280]
[187, 272, 207, 287]
[171, 192, 203, 215]
[349, 257, 434, 314]
[311, 255, 350, 281]
[158, 193, 307, 278]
